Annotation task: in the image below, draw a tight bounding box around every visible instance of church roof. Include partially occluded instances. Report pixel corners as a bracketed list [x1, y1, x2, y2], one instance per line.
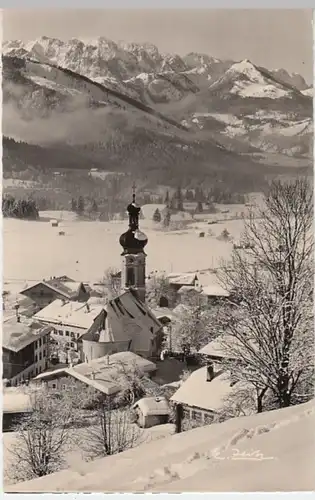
[82, 290, 162, 350]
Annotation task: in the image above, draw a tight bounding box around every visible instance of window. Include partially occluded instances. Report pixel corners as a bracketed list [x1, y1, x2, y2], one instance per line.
[58, 330, 63, 335]
[70, 342, 75, 348]
[65, 331, 70, 337]
[39, 338, 42, 347]
[191, 410, 202, 423]
[43, 349, 46, 357]
[126, 267, 135, 286]
[204, 413, 214, 425]
[183, 408, 191, 420]
[159, 296, 169, 308]
[35, 354, 38, 362]
[52, 383, 57, 389]
[39, 352, 42, 361]
[34, 340, 38, 349]
[70, 332, 75, 338]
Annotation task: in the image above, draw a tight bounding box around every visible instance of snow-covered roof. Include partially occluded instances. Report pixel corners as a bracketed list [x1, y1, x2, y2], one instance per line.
[168, 271, 230, 298]
[150, 307, 174, 321]
[33, 300, 104, 330]
[9, 400, 315, 492]
[3, 388, 32, 413]
[33, 367, 69, 381]
[35, 352, 157, 396]
[133, 396, 170, 416]
[2, 318, 51, 352]
[177, 285, 197, 294]
[198, 336, 234, 358]
[21, 278, 84, 300]
[201, 285, 229, 297]
[170, 368, 233, 412]
[168, 273, 197, 286]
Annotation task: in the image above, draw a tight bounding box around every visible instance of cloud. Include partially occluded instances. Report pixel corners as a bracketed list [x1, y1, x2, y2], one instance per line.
[2, 92, 159, 146]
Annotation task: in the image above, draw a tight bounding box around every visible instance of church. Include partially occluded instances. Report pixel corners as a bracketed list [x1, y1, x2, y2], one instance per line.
[80, 187, 164, 362]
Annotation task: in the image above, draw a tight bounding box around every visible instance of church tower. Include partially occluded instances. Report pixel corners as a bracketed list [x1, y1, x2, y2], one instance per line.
[119, 184, 148, 303]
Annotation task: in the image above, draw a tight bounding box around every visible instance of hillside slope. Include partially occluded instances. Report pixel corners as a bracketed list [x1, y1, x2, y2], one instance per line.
[7, 401, 315, 493]
[2, 37, 312, 186]
[3, 56, 278, 190]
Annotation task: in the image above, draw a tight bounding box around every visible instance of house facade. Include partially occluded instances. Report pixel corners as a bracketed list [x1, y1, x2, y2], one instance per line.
[170, 365, 235, 426]
[3, 388, 33, 432]
[168, 271, 230, 306]
[34, 352, 157, 400]
[20, 275, 90, 309]
[132, 396, 170, 428]
[3, 318, 52, 386]
[33, 299, 104, 361]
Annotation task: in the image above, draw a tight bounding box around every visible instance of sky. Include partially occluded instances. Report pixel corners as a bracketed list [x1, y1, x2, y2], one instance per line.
[2, 9, 313, 83]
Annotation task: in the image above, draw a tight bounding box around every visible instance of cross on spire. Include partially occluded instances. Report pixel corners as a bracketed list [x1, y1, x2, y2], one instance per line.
[132, 182, 136, 203]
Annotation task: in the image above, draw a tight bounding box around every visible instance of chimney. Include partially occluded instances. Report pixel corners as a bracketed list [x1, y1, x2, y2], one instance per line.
[106, 355, 110, 365]
[206, 362, 215, 382]
[17, 315, 21, 323]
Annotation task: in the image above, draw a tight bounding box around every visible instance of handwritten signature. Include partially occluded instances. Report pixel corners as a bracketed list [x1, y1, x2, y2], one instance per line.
[211, 448, 276, 461]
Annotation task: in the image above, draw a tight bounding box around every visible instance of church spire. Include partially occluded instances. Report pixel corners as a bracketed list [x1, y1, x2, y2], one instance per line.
[119, 181, 148, 303]
[127, 182, 141, 231]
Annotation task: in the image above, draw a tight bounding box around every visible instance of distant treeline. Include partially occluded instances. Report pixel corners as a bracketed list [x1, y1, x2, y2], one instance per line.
[3, 136, 267, 194]
[2, 195, 39, 220]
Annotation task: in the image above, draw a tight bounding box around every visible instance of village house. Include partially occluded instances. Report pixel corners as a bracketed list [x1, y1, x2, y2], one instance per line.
[2, 317, 52, 386]
[32, 299, 104, 360]
[20, 275, 90, 309]
[132, 396, 171, 428]
[168, 271, 230, 306]
[2, 387, 33, 432]
[33, 351, 157, 399]
[198, 335, 238, 364]
[170, 364, 237, 425]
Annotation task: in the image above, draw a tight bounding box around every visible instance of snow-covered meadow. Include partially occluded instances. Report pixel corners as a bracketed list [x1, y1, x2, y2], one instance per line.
[3, 211, 246, 290]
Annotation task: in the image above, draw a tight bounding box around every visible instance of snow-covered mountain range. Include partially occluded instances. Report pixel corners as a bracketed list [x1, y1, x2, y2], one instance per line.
[2, 36, 313, 179]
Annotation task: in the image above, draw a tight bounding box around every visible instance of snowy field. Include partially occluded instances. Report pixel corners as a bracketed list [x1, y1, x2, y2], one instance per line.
[7, 401, 315, 493]
[3, 212, 246, 289]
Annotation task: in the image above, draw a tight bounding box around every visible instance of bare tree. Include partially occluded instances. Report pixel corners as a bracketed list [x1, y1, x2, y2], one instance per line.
[214, 382, 265, 423]
[146, 272, 176, 309]
[216, 178, 314, 411]
[79, 361, 158, 460]
[171, 304, 218, 355]
[80, 402, 143, 460]
[101, 266, 121, 299]
[6, 381, 100, 483]
[7, 387, 74, 482]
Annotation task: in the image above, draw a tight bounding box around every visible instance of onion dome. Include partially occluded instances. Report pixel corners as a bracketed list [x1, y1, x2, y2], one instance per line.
[119, 228, 148, 254]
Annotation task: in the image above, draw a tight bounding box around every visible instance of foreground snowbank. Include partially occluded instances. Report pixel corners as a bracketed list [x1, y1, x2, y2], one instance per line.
[7, 401, 314, 493]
